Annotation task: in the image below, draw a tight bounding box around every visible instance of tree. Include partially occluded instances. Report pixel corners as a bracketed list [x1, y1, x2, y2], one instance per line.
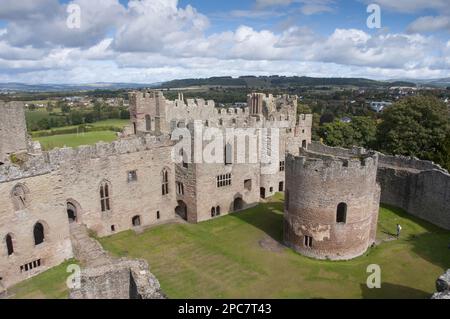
[376, 96, 449, 162]
[319, 116, 377, 148]
[297, 102, 312, 114]
[46, 103, 54, 113]
[320, 121, 356, 148]
[69, 110, 84, 125]
[59, 101, 71, 113]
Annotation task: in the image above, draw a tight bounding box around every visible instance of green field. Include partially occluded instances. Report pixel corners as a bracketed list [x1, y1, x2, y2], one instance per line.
[31, 119, 129, 150]
[9, 196, 450, 299]
[32, 119, 129, 135]
[34, 131, 119, 150]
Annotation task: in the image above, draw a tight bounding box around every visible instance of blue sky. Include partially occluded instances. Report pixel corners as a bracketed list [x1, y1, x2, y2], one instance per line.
[0, 0, 448, 83]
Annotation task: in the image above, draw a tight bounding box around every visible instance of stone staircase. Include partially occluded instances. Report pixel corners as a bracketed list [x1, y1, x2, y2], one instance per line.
[69, 223, 113, 268]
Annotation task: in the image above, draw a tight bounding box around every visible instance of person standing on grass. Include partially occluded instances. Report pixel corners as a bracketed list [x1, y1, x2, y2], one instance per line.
[396, 224, 402, 238]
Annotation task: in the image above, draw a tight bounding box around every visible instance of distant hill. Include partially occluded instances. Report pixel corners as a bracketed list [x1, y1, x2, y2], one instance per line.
[0, 76, 424, 93]
[158, 76, 416, 89]
[0, 82, 158, 92]
[389, 78, 450, 88]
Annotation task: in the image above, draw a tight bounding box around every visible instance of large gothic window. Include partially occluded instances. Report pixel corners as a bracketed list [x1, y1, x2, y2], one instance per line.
[100, 181, 111, 212]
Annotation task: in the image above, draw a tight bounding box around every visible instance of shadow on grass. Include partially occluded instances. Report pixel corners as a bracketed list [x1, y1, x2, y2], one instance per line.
[360, 283, 430, 299]
[380, 204, 450, 270]
[230, 201, 284, 243]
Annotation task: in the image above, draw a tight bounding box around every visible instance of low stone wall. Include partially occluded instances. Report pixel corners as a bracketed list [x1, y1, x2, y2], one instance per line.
[69, 259, 166, 299]
[69, 224, 166, 299]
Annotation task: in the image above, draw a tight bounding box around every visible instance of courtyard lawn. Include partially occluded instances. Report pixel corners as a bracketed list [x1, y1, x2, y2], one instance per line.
[8, 259, 77, 299]
[34, 131, 118, 150]
[98, 195, 450, 299]
[9, 196, 450, 299]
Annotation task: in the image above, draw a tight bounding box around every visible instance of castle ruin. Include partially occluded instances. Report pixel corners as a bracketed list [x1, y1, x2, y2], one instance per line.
[0, 91, 449, 295]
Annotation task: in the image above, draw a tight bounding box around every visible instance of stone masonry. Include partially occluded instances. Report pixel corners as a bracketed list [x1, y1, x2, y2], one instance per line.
[284, 145, 380, 260]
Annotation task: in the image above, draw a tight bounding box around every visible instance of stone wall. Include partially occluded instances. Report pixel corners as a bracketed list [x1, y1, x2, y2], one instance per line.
[70, 259, 166, 299]
[377, 155, 450, 230]
[0, 171, 73, 288]
[0, 102, 28, 163]
[0, 135, 178, 287]
[284, 148, 380, 260]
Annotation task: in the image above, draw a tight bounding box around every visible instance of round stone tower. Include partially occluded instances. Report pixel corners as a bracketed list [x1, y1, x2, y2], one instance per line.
[284, 147, 381, 260]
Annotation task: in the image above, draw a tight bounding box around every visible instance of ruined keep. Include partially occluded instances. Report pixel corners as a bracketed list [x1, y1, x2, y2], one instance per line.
[284, 146, 380, 260]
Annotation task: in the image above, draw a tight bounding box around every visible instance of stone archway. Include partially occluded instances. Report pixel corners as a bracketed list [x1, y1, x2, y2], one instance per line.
[67, 200, 81, 224]
[175, 200, 188, 220]
[233, 197, 243, 212]
[132, 215, 141, 227]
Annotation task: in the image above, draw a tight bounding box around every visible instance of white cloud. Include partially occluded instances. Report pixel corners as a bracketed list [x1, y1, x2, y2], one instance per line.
[361, 0, 449, 13]
[112, 0, 209, 53]
[0, 0, 448, 83]
[255, 0, 335, 15]
[407, 16, 450, 33]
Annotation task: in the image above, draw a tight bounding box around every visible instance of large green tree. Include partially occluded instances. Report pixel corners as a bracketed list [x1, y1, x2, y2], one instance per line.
[376, 96, 449, 164]
[319, 116, 377, 148]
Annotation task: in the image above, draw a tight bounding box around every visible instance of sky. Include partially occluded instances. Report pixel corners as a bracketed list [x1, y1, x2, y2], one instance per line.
[0, 0, 449, 84]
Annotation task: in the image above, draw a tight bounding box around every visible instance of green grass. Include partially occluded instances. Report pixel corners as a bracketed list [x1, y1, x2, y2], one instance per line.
[32, 119, 129, 134]
[34, 131, 118, 150]
[9, 197, 450, 299]
[8, 259, 77, 299]
[98, 196, 450, 299]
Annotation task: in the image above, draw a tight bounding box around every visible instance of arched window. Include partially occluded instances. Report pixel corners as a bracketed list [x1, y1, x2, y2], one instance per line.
[162, 169, 169, 195]
[211, 207, 216, 217]
[11, 184, 29, 211]
[145, 115, 151, 131]
[337, 203, 347, 224]
[6, 234, 14, 256]
[132, 215, 141, 227]
[33, 222, 45, 245]
[219, 119, 223, 126]
[100, 181, 111, 212]
[225, 143, 232, 165]
[216, 206, 221, 216]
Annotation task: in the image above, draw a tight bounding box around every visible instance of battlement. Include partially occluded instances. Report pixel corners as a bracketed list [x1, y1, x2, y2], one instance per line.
[287, 147, 379, 175]
[0, 135, 174, 182]
[378, 153, 449, 175]
[309, 141, 449, 175]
